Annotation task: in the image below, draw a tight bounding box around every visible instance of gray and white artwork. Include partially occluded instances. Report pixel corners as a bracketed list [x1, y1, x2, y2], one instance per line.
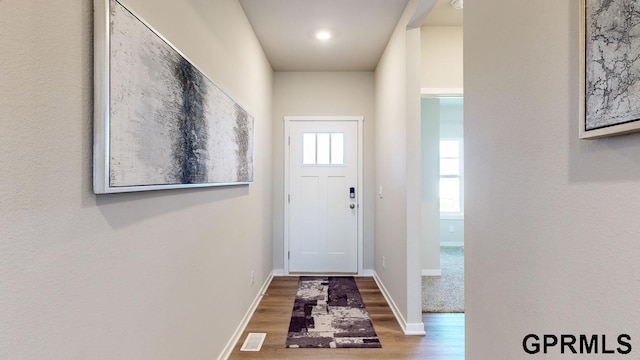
[101, 0, 253, 191]
[585, 0, 640, 131]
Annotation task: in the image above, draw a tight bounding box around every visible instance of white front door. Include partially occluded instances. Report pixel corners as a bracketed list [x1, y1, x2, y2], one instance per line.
[287, 119, 359, 273]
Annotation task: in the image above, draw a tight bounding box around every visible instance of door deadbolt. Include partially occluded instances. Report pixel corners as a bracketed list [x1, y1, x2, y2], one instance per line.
[349, 203, 356, 209]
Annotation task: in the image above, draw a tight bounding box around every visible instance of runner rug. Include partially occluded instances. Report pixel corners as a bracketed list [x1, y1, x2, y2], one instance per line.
[285, 276, 382, 349]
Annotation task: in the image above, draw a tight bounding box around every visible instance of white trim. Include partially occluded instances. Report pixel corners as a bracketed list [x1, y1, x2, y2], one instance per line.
[93, 0, 109, 194]
[357, 118, 364, 276]
[284, 116, 364, 122]
[405, 322, 428, 335]
[441, 241, 464, 247]
[283, 117, 290, 275]
[421, 87, 464, 97]
[372, 272, 405, 330]
[289, 273, 371, 277]
[283, 116, 365, 275]
[373, 272, 426, 336]
[217, 272, 274, 360]
[421, 269, 442, 276]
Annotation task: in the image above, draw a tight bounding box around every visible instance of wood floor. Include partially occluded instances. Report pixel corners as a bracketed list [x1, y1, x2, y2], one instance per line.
[228, 276, 464, 360]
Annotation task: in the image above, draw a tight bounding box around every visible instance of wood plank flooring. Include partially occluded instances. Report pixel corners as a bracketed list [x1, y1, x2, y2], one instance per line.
[228, 276, 464, 360]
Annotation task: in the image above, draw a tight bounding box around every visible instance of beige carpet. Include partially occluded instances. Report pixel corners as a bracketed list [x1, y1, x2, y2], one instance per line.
[422, 247, 464, 313]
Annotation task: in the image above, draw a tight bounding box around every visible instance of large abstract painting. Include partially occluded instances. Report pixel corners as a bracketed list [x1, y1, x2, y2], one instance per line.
[93, 0, 254, 193]
[580, 0, 640, 138]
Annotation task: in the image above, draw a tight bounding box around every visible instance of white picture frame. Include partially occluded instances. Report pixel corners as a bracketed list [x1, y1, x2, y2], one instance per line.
[93, 0, 254, 193]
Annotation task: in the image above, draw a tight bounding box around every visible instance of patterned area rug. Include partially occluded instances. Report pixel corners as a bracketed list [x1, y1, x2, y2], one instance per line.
[285, 276, 382, 349]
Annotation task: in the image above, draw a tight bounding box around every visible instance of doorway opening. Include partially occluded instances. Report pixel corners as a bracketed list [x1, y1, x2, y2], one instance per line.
[421, 96, 464, 313]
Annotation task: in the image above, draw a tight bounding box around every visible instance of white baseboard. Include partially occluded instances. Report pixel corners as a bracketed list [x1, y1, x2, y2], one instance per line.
[405, 322, 427, 335]
[217, 271, 274, 360]
[421, 269, 442, 276]
[372, 271, 425, 336]
[272, 269, 374, 277]
[441, 242, 464, 247]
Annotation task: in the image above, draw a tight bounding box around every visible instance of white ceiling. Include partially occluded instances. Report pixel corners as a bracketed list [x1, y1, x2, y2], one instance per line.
[238, 0, 407, 71]
[238, 0, 463, 72]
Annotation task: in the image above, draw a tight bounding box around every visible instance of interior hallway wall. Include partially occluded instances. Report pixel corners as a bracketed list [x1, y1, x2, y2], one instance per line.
[271, 71, 376, 272]
[374, 0, 424, 333]
[465, 0, 640, 358]
[0, 1, 273, 359]
[421, 26, 463, 90]
[421, 98, 441, 274]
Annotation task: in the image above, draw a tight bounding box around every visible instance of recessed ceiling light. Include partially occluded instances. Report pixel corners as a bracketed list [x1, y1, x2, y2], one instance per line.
[315, 30, 332, 41]
[451, 0, 463, 10]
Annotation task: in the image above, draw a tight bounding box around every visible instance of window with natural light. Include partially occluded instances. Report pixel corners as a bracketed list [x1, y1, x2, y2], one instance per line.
[440, 139, 463, 214]
[302, 132, 344, 165]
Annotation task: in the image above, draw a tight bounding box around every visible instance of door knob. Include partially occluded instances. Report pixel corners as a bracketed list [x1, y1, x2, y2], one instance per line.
[349, 203, 356, 209]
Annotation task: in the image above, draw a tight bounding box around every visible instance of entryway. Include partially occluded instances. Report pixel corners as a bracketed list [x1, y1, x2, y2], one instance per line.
[284, 116, 364, 274]
[229, 277, 464, 359]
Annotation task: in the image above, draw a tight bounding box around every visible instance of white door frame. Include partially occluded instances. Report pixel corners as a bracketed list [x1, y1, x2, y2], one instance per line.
[283, 115, 364, 275]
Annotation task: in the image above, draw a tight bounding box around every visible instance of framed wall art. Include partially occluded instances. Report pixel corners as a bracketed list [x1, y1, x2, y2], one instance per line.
[579, 0, 640, 139]
[93, 0, 254, 193]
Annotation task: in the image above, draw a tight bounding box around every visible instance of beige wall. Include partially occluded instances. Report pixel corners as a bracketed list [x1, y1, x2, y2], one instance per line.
[374, 0, 424, 332]
[466, 0, 640, 358]
[421, 26, 463, 89]
[0, 0, 272, 359]
[271, 72, 376, 271]
[421, 98, 441, 272]
[440, 218, 464, 245]
[375, 16, 408, 327]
